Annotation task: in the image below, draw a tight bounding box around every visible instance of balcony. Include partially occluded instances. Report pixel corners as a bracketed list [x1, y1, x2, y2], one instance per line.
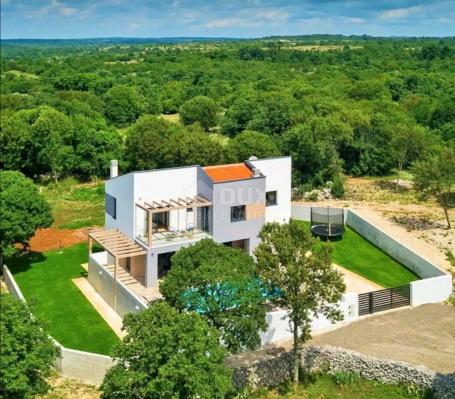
[135, 195, 212, 247]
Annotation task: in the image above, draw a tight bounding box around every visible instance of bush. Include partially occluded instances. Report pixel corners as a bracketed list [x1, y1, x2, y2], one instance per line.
[0, 293, 56, 398]
[331, 175, 345, 198]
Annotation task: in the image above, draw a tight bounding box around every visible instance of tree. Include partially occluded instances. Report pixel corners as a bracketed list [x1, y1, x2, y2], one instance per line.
[412, 146, 455, 229]
[179, 96, 218, 131]
[124, 115, 182, 171]
[247, 92, 294, 136]
[160, 239, 267, 353]
[254, 221, 346, 384]
[103, 85, 146, 127]
[391, 124, 428, 191]
[71, 115, 123, 179]
[30, 106, 74, 182]
[225, 130, 281, 162]
[0, 171, 53, 259]
[221, 94, 256, 136]
[100, 302, 231, 399]
[0, 293, 56, 399]
[161, 125, 226, 167]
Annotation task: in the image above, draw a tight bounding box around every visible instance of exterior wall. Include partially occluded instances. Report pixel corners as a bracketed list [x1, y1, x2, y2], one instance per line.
[88, 252, 147, 317]
[410, 275, 453, 306]
[249, 157, 292, 224]
[105, 173, 135, 239]
[260, 293, 358, 345]
[346, 210, 446, 279]
[211, 177, 266, 253]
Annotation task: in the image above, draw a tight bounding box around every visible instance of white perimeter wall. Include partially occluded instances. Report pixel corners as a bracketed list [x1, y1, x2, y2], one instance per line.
[250, 157, 292, 224]
[260, 293, 359, 345]
[410, 275, 453, 306]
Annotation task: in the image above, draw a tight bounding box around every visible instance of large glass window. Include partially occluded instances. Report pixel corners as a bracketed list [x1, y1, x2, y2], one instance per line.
[266, 191, 277, 207]
[231, 205, 246, 222]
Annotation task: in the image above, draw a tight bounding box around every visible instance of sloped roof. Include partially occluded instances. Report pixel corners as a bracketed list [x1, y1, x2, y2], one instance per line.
[203, 163, 253, 183]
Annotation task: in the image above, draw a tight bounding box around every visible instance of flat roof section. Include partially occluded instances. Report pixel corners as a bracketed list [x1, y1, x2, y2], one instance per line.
[203, 163, 254, 183]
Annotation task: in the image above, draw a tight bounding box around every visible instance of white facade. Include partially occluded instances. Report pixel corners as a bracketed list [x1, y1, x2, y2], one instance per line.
[250, 157, 292, 224]
[102, 157, 292, 288]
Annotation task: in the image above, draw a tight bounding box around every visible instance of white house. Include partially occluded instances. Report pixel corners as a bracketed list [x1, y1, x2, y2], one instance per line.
[87, 156, 291, 315]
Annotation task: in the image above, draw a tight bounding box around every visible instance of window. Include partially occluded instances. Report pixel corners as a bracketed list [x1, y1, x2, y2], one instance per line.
[106, 193, 116, 219]
[231, 205, 246, 222]
[266, 191, 277, 207]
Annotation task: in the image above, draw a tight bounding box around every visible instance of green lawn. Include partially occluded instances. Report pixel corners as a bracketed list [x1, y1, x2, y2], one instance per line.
[8, 243, 119, 355]
[296, 221, 419, 288]
[254, 374, 429, 399]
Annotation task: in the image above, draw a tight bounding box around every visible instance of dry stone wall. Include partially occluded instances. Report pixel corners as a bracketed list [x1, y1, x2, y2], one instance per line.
[231, 345, 455, 399]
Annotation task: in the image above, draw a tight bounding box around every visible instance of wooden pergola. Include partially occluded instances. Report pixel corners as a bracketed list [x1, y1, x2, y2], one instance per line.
[88, 229, 146, 310]
[136, 195, 212, 246]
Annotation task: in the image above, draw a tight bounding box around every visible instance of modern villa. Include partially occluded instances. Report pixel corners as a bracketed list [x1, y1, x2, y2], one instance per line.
[87, 156, 292, 314]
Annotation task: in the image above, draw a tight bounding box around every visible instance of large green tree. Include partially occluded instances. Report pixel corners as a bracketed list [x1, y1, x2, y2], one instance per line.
[0, 171, 53, 258]
[100, 302, 232, 399]
[179, 95, 218, 131]
[225, 130, 281, 162]
[103, 85, 146, 127]
[255, 221, 346, 384]
[412, 146, 455, 229]
[124, 115, 182, 171]
[0, 293, 56, 399]
[160, 239, 267, 353]
[162, 126, 226, 167]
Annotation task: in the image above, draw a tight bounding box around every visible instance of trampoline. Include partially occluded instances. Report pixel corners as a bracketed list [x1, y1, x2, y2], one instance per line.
[310, 207, 345, 240]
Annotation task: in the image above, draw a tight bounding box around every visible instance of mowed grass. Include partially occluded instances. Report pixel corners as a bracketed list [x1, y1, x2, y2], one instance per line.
[41, 178, 105, 229]
[9, 243, 119, 354]
[295, 221, 418, 287]
[254, 374, 427, 399]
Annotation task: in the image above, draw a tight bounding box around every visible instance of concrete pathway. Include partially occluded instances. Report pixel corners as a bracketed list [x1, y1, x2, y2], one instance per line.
[72, 277, 126, 339]
[334, 264, 383, 293]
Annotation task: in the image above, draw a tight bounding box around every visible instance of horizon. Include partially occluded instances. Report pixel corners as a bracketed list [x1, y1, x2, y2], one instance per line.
[1, 1, 454, 40]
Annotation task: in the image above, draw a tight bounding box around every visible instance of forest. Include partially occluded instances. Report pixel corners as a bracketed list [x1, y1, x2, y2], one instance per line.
[1, 36, 454, 193]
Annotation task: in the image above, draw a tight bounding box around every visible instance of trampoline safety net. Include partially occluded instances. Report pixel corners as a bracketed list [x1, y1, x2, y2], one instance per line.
[310, 207, 345, 239]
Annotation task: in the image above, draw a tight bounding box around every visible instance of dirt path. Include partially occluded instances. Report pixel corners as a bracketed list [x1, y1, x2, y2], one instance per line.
[303, 304, 455, 373]
[334, 264, 383, 293]
[29, 227, 92, 252]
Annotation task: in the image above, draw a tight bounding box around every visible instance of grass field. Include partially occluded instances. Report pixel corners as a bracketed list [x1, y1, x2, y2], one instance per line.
[295, 221, 419, 287]
[254, 373, 428, 399]
[9, 243, 119, 354]
[41, 178, 105, 229]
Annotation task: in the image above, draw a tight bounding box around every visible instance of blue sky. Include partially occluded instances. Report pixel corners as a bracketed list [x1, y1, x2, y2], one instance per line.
[1, 0, 454, 39]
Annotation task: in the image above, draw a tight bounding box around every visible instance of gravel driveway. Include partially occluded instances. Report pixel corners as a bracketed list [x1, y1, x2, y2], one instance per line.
[305, 304, 455, 373]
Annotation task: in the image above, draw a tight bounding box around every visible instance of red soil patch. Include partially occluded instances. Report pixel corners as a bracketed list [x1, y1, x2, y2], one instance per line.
[29, 227, 91, 253]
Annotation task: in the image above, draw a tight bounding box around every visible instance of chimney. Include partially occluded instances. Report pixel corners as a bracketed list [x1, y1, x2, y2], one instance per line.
[110, 160, 118, 179]
[252, 167, 261, 178]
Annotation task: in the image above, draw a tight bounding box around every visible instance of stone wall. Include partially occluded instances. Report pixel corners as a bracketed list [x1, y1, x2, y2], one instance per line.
[231, 345, 455, 399]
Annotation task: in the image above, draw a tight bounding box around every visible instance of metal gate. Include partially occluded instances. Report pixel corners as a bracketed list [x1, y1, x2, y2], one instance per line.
[358, 285, 411, 316]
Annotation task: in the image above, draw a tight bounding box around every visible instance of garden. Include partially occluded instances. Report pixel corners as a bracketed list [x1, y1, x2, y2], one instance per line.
[8, 243, 119, 355]
[295, 221, 419, 288]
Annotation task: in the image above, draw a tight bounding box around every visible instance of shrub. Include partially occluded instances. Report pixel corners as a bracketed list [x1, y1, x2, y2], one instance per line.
[331, 175, 346, 198]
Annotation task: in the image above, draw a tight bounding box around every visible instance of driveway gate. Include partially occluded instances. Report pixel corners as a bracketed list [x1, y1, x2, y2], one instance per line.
[358, 284, 411, 316]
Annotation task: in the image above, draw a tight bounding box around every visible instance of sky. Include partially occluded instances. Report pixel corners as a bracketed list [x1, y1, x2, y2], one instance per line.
[1, 0, 454, 39]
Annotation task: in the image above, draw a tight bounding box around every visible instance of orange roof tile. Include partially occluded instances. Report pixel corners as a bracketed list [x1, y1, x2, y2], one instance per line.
[203, 163, 253, 183]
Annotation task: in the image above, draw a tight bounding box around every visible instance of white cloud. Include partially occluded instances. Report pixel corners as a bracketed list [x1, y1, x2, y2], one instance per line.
[257, 9, 289, 21]
[341, 16, 366, 24]
[380, 6, 422, 20]
[206, 17, 240, 29]
[28, 0, 77, 18]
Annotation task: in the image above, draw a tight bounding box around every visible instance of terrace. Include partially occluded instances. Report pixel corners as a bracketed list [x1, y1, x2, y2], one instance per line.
[134, 195, 212, 247]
